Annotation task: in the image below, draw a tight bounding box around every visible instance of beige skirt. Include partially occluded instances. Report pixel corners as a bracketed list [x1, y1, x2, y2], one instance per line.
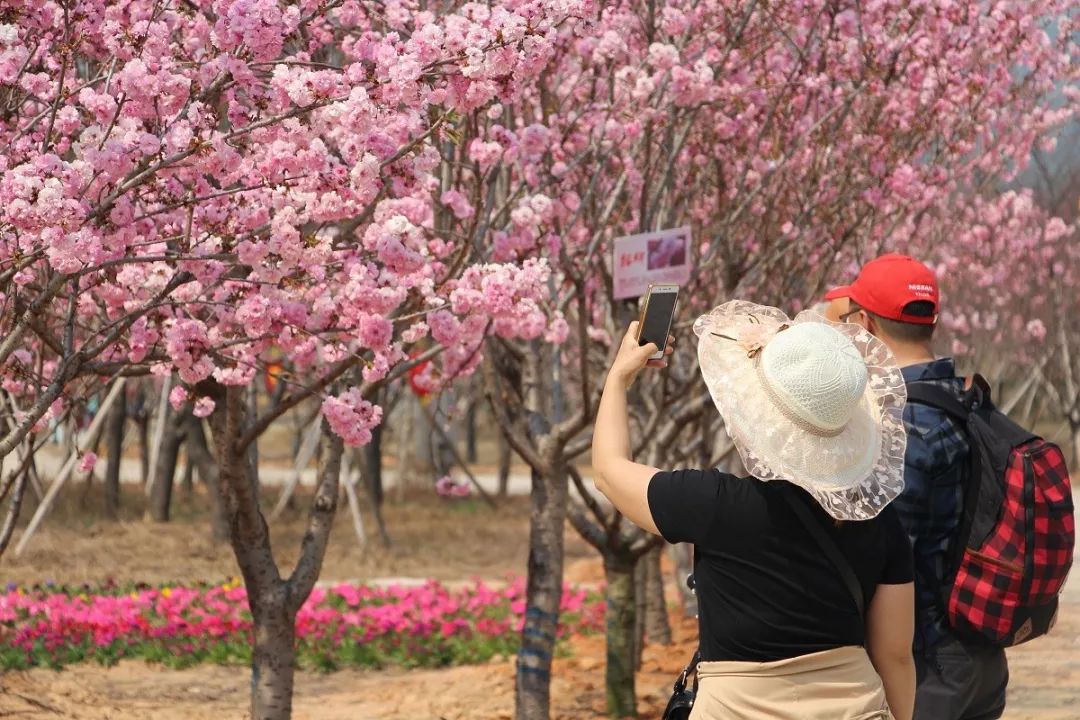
[690, 646, 893, 720]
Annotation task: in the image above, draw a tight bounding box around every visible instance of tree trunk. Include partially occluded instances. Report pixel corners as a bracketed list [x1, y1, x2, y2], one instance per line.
[208, 384, 295, 720]
[364, 421, 384, 507]
[104, 389, 126, 520]
[604, 553, 638, 719]
[363, 426, 392, 547]
[184, 413, 228, 541]
[497, 430, 512, 497]
[148, 414, 184, 523]
[401, 395, 434, 491]
[633, 554, 646, 672]
[247, 388, 261, 501]
[207, 381, 345, 720]
[431, 394, 456, 479]
[465, 400, 478, 463]
[1070, 418, 1080, 470]
[180, 452, 195, 495]
[515, 462, 569, 720]
[136, 396, 150, 486]
[643, 545, 672, 645]
[249, 586, 298, 720]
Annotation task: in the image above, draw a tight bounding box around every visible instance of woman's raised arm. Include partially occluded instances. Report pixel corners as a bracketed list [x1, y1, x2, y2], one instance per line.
[590, 323, 672, 536]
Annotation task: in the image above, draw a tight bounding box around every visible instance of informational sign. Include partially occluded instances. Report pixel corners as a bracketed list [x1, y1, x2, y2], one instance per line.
[613, 226, 692, 299]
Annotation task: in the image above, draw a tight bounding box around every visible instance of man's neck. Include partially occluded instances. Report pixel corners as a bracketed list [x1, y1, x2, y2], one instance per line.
[884, 342, 936, 369]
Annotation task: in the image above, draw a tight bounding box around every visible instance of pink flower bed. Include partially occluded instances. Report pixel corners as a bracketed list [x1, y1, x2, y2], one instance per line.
[0, 578, 604, 671]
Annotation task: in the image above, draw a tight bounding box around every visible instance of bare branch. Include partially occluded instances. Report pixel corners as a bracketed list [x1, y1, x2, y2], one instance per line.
[287, 421, 344, 612]
[568, 504, 607, 551]
[568, 464, 608, 527]
[482, 354, 546, 473]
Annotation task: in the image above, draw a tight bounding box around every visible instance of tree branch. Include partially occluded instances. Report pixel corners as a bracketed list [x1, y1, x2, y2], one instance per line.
[287, 420, 343, 613]
[568, 504, 607, 551]
[482, 354, 546, 473]
[568, 463, 608, 527]
[238, 355, 359, 451]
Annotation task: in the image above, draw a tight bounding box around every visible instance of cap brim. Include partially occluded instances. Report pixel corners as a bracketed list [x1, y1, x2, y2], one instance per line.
[824, 285, 850, 301]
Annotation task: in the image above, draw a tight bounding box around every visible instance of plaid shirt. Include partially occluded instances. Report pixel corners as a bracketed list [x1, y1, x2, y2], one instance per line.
[895, 358, 970, 653]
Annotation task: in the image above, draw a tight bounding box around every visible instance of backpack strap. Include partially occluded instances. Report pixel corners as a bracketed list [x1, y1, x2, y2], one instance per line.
[905, 382, 972, 421]
[783, 491, 865, 619]
[906, 379, 987, 603]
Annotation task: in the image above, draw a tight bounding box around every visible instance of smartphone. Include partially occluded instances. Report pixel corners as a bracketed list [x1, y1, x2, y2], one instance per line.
[636, 284, 679, 361]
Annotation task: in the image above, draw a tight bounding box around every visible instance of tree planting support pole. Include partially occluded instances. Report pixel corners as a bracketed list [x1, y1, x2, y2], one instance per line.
[269, 417, 323, 521]
[144, 375, 172, 497]
[420, 399, 497, 508]
[14, 380, 126, 557]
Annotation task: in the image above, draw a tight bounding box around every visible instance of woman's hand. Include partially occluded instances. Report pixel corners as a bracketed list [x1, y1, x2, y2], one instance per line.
[608, 322, 675, 389]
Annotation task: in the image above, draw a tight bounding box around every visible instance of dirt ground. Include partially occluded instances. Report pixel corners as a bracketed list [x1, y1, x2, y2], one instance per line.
[1, 485, 594, 587]
[2, 486, 1078, 719]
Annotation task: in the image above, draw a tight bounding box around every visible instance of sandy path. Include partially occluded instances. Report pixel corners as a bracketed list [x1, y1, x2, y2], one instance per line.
[2, 601, 1077, 720]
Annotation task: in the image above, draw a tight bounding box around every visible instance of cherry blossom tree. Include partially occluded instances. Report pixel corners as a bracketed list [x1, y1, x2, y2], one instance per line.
[930, 185, 1080, 462]
[432, 1, 1077, 717]
[0, 1, 589, 718]
[1, 2, 1076, 720]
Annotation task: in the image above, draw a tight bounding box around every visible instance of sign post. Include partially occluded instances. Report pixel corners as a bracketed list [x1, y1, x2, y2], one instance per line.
[613, 226, 692, 299]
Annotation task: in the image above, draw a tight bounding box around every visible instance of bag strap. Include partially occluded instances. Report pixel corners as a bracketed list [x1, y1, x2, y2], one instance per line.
[675, 553, 701, 695]
[783, 491, 865, 619]
[672, 649, 701, 694]
[905, 381, 971, 422]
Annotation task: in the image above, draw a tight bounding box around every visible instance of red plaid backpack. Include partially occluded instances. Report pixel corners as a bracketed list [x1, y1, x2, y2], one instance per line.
[908, 375, 1075, 647]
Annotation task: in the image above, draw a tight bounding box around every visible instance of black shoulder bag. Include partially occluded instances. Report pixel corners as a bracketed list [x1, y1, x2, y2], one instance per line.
[661, 573, 700, 720]
[660, 647, 700, 720]
[662, 495, 865, 720]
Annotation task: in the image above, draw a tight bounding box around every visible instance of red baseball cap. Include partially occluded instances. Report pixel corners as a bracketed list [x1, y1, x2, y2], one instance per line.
[826, 254, 939, 325]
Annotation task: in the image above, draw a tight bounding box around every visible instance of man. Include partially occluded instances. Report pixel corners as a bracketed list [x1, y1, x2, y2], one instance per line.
[807, 287, 848, 322]
[822, 286, 850, 323]
[828, 254, 1008, 720]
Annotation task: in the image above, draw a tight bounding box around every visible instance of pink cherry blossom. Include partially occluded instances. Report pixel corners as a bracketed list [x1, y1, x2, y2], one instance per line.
[321, 389, 384, 447]
[78, 452, 98, 474]
[193, 397, 217, 418]
[168, 387, 189, 411]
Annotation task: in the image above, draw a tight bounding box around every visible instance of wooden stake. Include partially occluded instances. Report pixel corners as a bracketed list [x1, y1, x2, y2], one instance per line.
[340, 450, 367, 549]
[14, 380, 126, 557]
[144, 375, 172, 497]
[268, 418, 322, 521]
[1, 394, 45, 502]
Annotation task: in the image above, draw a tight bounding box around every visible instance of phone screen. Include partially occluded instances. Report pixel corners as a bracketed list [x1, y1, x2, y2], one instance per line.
[640, 290, 678, 354]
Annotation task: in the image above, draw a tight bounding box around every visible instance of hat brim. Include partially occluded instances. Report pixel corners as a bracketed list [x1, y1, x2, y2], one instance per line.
[693, 300, 908, 520]
[824, 285, 850, 301]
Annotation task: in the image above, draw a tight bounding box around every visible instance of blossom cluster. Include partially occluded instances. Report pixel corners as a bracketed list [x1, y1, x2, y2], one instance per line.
[0, 0, 1075, 449]
[0, 578, 603, 671]
[0, 0, 589, 445]
[435, 475, 473, 499]
[926, 189, 1079, 361]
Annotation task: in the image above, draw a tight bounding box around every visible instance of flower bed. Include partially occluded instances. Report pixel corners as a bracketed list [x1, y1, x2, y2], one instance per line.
[0, 578, 604, 671]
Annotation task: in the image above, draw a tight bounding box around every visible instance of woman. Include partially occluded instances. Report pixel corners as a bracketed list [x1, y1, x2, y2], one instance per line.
[592, 301, 916, 720]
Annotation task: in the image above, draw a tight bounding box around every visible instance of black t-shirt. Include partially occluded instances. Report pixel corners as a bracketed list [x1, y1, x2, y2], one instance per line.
[648, 468, 914, 662]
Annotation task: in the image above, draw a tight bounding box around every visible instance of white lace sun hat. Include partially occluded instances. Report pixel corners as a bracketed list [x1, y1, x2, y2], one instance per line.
[693, 300, 908, 520]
